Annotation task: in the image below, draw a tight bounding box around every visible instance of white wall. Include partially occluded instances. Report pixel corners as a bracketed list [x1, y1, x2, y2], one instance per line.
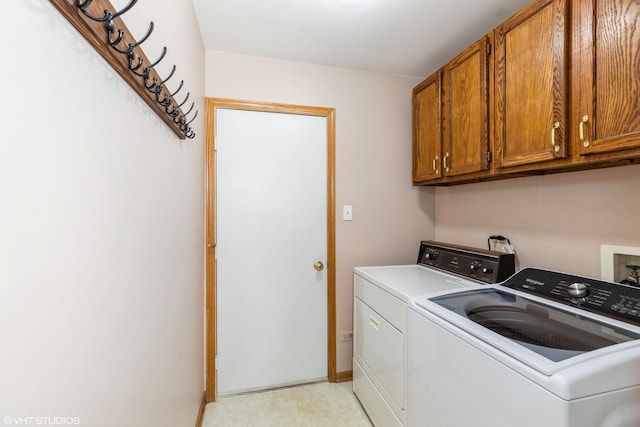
[435, 164, 640, 278]
[0, 2, 205, 427]
[204, 51, 435, 372]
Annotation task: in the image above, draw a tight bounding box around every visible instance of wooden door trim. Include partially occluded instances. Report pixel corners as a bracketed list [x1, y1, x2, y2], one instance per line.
[204, 97, 337, 402]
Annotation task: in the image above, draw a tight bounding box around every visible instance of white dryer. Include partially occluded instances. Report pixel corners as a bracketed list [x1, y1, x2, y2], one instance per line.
[353, 241, 515, 426]
[408, 268, 640, 427]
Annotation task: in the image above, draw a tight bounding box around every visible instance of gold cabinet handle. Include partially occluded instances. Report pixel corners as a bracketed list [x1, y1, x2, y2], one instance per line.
[579, 115, 590, 148]
[432, 156, 439, 174]
[314, 261, 324, 271]
[551, 122, 561, 153]
[443, 152, 450, 172]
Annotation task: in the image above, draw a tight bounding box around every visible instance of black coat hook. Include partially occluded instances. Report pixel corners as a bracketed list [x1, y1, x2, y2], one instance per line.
[166, 93, 189, 116]
[181, 111, 198, 130]
[160, 65, 176, 85]
[154, 86, 167, 103]
[175, 103, 194, 125]
[150, 84, 164, 98]
[132, 47, 167, 78]
[106, 20, 124, 46]
[175, 92, 190, 109]
[144, 76, 158, 91]
[166, 107, 181, 117]
[129, 55, 144, 72]
[158, 81, 183, 109]
[72, 0, 197, 140]
[112, 21, 153, 55]
[182, 102, 194, 118]
[159, 95, 172, 107]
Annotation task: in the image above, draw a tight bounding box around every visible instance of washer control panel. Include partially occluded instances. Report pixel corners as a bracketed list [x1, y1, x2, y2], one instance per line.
[418, 240, 515, 284]
[505, 268, 640, 326]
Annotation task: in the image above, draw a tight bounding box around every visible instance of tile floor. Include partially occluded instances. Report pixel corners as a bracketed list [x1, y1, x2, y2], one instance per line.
[202, 381, 373, 427]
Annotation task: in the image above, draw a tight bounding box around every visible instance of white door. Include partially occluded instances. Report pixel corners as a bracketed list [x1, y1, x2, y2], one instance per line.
[215, 108, 328, 396]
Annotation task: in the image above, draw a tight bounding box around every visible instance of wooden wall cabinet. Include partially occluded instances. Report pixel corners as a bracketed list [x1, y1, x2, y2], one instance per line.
[412, 0, 640, 185]
[494, 0, 568, 170]
[572, 0, 640, 158]
[413, 71, 442, 183]
[413, 36, 493, 184]
[442, 36, 492, 178]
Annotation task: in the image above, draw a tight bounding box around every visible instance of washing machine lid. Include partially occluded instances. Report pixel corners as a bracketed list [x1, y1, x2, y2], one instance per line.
[419, 285, 640, 375]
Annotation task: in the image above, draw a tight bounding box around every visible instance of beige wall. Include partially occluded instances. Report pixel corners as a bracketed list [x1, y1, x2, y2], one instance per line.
[435, 164, 640, 278]
[204, 51, 435, 372]
[1, 2, 205, 426]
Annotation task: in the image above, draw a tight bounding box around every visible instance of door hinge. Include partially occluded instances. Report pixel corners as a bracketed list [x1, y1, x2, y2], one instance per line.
[486, 43, 492, 55]
[487, 151, 492, 163]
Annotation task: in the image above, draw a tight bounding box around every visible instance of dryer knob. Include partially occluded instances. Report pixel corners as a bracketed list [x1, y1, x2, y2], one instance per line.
[568, 282, 589, 298]
[425, 251, 438, 260]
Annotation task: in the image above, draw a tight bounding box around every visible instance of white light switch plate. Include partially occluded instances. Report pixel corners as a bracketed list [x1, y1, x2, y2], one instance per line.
[343, 205, 352, 221]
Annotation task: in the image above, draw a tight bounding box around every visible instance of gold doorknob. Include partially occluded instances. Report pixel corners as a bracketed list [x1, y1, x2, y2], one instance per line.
[314, 261, 324, 271]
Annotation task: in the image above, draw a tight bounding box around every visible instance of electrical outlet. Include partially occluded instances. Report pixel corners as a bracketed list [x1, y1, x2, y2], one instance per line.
[341, 331, 353, 341]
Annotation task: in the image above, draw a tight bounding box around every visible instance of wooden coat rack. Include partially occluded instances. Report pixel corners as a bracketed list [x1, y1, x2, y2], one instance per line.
[50, 0, 197, 139]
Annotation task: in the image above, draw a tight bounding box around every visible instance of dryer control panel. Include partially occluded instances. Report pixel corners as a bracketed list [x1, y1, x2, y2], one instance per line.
[417, 240, 515, 284]
[505, 268, 640, 326]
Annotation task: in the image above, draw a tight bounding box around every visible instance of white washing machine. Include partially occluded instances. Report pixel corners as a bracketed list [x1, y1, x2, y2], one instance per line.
[353, 241, 515, 426]
[408, 267, 640, 427]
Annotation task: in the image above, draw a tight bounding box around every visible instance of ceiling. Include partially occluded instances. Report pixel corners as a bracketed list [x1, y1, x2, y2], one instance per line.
[191, 0, 531, 78]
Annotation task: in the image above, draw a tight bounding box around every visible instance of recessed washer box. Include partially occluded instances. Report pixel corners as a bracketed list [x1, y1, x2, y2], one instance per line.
[600, 244, 640, 283]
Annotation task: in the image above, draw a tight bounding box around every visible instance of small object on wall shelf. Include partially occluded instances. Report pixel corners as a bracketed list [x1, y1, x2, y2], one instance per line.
[49, 0, 197, 140]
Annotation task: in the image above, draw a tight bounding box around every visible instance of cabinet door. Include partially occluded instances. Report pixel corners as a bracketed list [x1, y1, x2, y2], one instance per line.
[443, 37, 490, 177]
[495, 0, 568, 169]
[413, 71, 442, 183]
[574, 0, 640, 155]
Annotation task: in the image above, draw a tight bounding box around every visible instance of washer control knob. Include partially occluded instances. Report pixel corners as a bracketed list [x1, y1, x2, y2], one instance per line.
[482, 267, 493, 274]
[470, 261, 482, 271]
[425, 250, 438, 260]
[568, 282, 589, 298]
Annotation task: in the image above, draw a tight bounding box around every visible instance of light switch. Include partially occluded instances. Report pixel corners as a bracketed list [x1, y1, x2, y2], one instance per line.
[343, 205, 353, 221]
